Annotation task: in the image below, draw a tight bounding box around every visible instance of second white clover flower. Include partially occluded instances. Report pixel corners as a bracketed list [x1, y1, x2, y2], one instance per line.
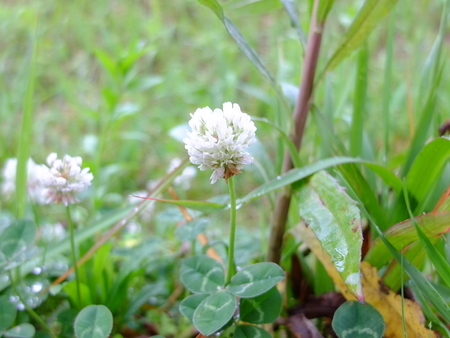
[183, 102, 256, 184]
[39, 153, 93, 206]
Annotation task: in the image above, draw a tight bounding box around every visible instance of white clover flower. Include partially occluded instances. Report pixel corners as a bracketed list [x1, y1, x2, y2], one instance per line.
[39, 153, 93, 206]
[184, 102, 256, 184]
[1, 158, 47, 204]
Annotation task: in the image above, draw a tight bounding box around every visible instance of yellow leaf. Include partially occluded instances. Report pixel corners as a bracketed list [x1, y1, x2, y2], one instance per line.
[295, 223, 436, 338]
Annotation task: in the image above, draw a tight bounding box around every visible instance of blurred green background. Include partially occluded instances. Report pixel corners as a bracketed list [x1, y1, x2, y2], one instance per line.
[0, 0, 447, 198]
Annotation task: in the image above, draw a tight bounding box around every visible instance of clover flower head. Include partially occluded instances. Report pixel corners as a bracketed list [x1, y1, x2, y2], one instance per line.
[183, 102, 256, 184]
[1, 158, 47, 204]
[40, 153, 93, 206]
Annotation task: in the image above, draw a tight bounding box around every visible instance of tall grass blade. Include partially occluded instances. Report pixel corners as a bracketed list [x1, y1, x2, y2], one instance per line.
[403, 184, 450, 289]
[402, 0, 449, 174]
[382, 9, 396, 164]
[318, 0, 398, 79]
[15, 16, 38, 219]
[350, 43, 368, 158]
[196, 0, 290, 113]
[351, 193, 450, 323]
[280, 0, 307, 48]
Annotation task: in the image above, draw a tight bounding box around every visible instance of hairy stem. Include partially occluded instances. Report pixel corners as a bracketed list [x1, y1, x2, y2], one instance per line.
[226, 176, 237, 284]
[267, 0, 325, 263]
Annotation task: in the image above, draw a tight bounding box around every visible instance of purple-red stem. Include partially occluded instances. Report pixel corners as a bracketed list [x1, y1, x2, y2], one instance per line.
[267, 0, 325, 263]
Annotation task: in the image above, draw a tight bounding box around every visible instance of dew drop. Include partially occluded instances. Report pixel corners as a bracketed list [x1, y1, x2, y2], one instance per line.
[32, 267, 42, 275]
[31, 282, 43, 293]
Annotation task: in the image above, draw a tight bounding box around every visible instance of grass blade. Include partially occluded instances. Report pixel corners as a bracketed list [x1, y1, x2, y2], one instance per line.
[351, 190, 450, 323]
[280, 0, 307, 48]
[350, 43, 369, 158]
[403, 183, 450, 289]
[318, 0, 398, 79]
[16, 15, 38, 219]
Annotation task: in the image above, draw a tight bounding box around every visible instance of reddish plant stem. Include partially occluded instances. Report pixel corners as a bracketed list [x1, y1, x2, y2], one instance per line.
[267, 0, 325, 264]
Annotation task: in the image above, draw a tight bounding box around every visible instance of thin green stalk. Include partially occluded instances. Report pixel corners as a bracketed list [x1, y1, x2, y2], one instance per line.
[400, 248, 406, 337]
[66, 205, 82, 307]
[16, 15, 38, 219]
[382, 9, 396, 165]
[226, 176, 237, 285]
[8, 271, 55, 337]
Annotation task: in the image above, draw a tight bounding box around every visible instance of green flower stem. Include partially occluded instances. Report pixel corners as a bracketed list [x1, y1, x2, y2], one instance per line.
[66, 205, 82, 308]
[226, 176, 237, 285]
[8, 271, 55, 337]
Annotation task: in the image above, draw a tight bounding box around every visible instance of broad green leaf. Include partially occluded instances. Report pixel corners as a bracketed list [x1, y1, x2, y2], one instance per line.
[192, 290, 236, 336]
[74, 305, 113, 338]
[175, 218, 208, 241]
[364, 211, 450, 268]
[180, 255, 225, 293]
[295, 171, 363, 300]
[319, 0, 398, 77]
[240, 286, 282, 324]
[133, 196, 225, 213]
[234, 325, 272, 338]
[0, 295, 16, 331]
[228, 262, 284, 298]
[63, 280, 92, 309]
[406, 137, 450, 214]
[179, 293, 209, 322]
[332, 301, 385, 338]
[0, 219, 36, 262]
[4, 324, 35, 338]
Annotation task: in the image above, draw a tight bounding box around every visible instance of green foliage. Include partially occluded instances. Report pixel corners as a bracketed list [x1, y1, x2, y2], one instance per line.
[180, 255, 225, 293]
[319, 0, 399, 77]
[239, 286, 282, 324]
[332, 301, 385, 338]
[0, 0, 449, 336]
[0, 220, 36, 268]
[193, 290, 236, 336]
[0, 296, 35, 338]
[295, 171, 363, 299]
[175, 218, 208, 241]
[179, 293, 209, 322]
[228, 262, 284, 298]
[74, 305, 113, 338]
[234, 325, 272, 338]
